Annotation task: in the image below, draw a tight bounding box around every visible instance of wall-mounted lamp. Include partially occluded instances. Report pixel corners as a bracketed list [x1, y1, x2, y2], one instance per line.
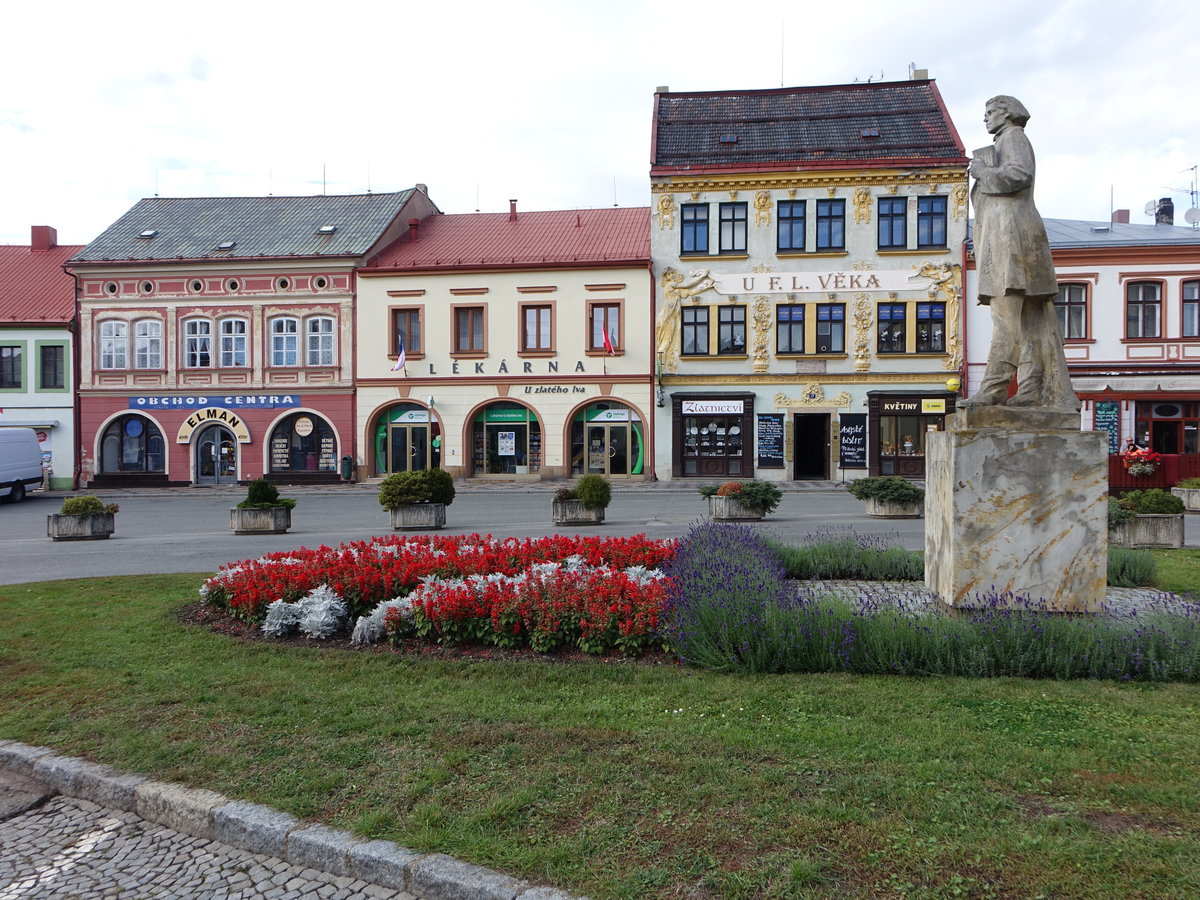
[656, 387, 666, 408]
[944, 377, 961, 394]
[426, 396, 435, 407]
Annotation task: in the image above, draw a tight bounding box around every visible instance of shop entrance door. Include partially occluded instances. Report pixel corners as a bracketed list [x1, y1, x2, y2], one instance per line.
[387, 424, 429, 473]
[196, 425, 237, 485]
[585, 423, 631, 476]
[793, 414, 829, 480]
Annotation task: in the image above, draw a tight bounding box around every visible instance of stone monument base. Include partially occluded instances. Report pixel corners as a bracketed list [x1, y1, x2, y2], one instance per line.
[925, 407, 1108, 612]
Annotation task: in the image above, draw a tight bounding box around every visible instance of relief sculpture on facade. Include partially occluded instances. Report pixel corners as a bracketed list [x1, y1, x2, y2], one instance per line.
[852, 294, 873, 372]
[657, 268, 716, 371]
[853, 187, 872, 224]
[656, 194, 676, 230]
[751, 294, 772, 372]
[913, 261, 963, 371]
[754, 191, 771, 226]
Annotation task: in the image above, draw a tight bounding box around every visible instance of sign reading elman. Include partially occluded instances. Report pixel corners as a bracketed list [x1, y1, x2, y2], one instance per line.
[713, 269, 945, 295]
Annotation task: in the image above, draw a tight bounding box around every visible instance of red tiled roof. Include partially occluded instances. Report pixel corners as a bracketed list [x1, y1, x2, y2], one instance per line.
[0, 240, 81, 324]
[366, 207, 650, 271]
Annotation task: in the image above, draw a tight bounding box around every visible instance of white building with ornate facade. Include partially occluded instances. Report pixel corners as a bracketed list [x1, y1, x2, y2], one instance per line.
[650, 77, 969, 481]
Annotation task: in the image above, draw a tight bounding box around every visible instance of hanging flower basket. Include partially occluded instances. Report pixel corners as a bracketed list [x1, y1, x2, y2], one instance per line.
[1121, 448, 1161, 477]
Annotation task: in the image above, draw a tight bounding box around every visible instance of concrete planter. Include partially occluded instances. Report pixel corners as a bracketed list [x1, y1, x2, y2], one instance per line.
[1109, 513, 1185, 549]
[230, 506, 292, 535]
[1171, 487, 1200, 513]
[47, 512, 115, 541]
[388, 503, 446, 531]
[707, 495, 764, 522]
[552, 499, 605, 526]
[864, 497, 924, 519]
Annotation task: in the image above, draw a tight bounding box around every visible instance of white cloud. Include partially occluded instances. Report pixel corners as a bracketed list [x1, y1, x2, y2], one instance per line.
[3, 0, 1198, 245]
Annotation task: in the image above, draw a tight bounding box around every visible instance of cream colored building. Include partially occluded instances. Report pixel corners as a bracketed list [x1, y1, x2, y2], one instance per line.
[355, 205, 653, 481]
[650, 78, 969, 481]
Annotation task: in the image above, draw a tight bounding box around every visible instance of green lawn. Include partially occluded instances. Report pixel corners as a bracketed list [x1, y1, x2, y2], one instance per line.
[2, 574, 1199, 899]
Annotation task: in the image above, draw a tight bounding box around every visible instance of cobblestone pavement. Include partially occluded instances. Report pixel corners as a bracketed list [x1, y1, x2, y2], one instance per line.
[0, 795, 415, 900]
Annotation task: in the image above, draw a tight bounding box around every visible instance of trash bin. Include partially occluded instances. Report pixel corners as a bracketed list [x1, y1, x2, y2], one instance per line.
[340, 455, 354, 482]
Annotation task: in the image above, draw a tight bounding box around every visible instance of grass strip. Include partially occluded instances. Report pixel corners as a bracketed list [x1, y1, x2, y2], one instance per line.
[2, 574, 1200, 899]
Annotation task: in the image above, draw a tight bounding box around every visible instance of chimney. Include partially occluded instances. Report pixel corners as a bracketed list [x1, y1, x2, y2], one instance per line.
[509, 199, 518, 222]
[31, 225, 57, 252]
[415, 183, 427, 194]
[1156, 198, 1175, 226]
[1112, 209, 1130, 224]
[408, 217, 421, 241]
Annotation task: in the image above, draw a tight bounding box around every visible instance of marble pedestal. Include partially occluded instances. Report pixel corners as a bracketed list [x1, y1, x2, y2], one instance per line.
[924, 407, 1108, 612]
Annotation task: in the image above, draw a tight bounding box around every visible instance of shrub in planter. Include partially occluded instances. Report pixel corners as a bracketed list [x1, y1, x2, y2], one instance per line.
[379, 468, 455, 530]
[49, 495, 118, 541]
[1111, 488, 1185, 549]
[1119, 489, 1184, 515]
[59, 495, 119, 516]
[236, 478, 296, 510]
[232, 478, 295, 535]
[574, 473, 612, 510]
[1171, 477, 1200, 513]
[553, 474, 611, 524]
[846, 476, 924, 519]
[700, 480, 783, 520]
[845, 476, 925, 505]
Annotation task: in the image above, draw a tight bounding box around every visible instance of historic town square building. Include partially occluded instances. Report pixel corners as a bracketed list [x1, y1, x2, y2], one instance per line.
[354, 203, 653, 481]
[650, 75, 969, 481]
[67, 189, 438, 487]
[0, 226, 81, 489]
[965, 210, 1200, 487]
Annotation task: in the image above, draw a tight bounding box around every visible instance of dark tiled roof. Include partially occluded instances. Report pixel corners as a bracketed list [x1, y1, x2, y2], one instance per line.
[1043, 218, 1200, 249]
[71, 191, 418, 263]
[652, 80, 966, 172]
[0, 241, 82, 323]
[367, 207, 650, 270]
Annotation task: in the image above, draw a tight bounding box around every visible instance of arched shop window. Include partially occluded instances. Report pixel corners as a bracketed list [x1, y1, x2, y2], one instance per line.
[269, 413, 337, 473]
[471, 402, 541, 475]
[100, 415, 165, 473]
[373, 404, 439, 475]
[570, 402, 644, 476]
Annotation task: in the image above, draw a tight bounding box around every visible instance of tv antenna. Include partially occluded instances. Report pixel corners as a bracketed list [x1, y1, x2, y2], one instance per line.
[1181, 164, 1199, 229]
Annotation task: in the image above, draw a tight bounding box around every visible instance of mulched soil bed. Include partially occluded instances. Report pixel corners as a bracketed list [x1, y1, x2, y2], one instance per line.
[177, 600, 677, 666]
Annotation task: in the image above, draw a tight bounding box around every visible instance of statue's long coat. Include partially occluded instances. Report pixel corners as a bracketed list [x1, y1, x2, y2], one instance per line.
[972, 124, 1058, 303]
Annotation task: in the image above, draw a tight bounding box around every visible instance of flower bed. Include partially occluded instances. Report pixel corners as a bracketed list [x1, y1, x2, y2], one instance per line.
[202, 533, 677, 655]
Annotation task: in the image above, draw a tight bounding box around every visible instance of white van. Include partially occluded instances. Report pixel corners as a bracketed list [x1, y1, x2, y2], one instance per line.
[0, 427, 44, 503]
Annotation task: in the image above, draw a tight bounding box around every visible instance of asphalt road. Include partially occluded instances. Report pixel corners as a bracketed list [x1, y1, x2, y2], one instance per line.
[0, 483, 943, 586]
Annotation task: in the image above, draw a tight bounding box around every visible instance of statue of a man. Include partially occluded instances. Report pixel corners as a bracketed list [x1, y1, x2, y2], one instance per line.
[962, 96, 1078, 412]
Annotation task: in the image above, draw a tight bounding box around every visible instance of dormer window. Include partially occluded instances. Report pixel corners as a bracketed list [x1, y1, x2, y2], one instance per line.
[860, 127, 881, 139]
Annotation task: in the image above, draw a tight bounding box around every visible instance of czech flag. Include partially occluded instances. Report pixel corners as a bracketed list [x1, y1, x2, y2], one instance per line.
[391, 333, 407, 374]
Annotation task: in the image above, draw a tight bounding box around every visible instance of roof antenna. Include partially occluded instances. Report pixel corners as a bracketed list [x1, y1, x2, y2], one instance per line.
[154, 168, 159, 198]
[780, 22, 785, 87]
[366, 162, 372, 194]
[322, 163, 327, 196]
[475, 183, 480, 213]
[613, 175, 618, 207]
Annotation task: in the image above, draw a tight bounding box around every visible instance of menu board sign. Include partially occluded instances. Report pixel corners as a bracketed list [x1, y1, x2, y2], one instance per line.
[839, 414, 868, 468]
[1093, 401, 1120, 455]
[756, 414, 785, 468]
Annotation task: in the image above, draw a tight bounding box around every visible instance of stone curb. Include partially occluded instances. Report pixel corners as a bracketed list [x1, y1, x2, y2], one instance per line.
[0, 739, 587, 899]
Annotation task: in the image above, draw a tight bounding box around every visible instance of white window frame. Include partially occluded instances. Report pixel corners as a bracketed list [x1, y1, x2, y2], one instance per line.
[271, 317, 299, 367]
[100, 320, 128, 369]
[183, 318, 212, 368]
[219, 318, 249, 368]
[134, 319, 162, 369]
[305, 316, 335, 366]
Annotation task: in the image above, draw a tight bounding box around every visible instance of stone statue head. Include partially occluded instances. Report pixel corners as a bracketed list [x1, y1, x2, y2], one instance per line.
[986, 95, 1030, 127]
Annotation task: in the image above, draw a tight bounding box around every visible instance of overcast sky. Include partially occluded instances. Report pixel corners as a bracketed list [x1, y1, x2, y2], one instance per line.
[4, 0, 1198, 246]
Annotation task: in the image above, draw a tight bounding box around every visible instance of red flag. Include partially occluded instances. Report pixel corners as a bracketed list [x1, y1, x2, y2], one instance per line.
[602, 321, 615, 356]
